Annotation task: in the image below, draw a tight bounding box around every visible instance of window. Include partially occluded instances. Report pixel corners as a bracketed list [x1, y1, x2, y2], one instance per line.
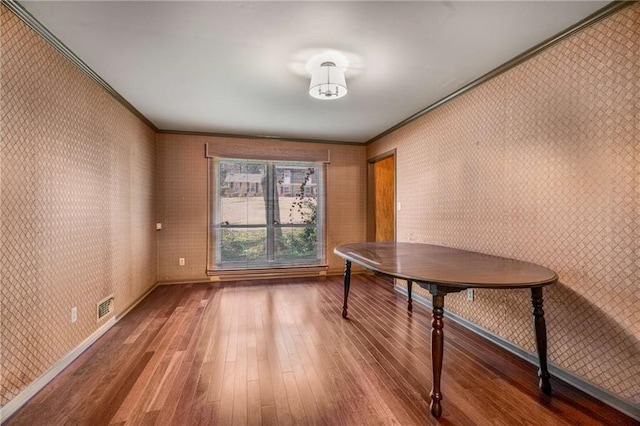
[212, 158, 325, 270]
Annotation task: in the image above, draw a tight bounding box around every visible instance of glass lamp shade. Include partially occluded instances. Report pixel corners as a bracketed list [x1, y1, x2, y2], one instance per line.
[309, 62, 347, 100]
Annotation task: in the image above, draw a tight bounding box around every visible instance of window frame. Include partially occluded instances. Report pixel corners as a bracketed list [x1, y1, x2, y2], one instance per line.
[209, 157, 326, 272]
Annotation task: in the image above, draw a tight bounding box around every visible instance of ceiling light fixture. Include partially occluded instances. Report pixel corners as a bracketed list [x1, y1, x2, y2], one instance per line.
[309, 61, 347, 100]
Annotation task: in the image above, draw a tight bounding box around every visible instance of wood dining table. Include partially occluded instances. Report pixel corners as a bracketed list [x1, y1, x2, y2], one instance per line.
[334, 242, 559, 418]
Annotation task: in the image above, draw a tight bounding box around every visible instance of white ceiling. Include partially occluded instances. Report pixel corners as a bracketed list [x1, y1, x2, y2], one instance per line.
[20, 1, 608, 143]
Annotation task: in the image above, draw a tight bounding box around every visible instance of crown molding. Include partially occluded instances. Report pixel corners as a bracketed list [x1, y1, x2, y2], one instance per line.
[3, 0, 358, 145]
[2, 0, 159, 131]
[366, 1, 636, 145]
[157, 129, 361, 146]
[4, 0, 631, 147]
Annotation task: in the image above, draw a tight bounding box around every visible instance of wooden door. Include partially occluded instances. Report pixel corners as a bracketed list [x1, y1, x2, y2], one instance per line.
[370, 154, 395, 242]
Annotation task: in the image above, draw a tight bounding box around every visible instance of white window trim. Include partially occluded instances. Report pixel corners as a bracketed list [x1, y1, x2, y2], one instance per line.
[207, 157, 327, 273]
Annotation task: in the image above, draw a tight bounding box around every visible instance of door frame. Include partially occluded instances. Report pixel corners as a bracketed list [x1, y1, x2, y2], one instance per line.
[367, 149, 397, 242]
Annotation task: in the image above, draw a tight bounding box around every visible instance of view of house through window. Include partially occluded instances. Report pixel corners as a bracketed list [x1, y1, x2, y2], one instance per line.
[214, 158, 325, 269]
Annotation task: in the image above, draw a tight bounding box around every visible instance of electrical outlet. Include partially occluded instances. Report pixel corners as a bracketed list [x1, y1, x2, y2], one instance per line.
[466, 289, 474, 301]
[179, 258, 185, 266]
[71, 307, 78, 323]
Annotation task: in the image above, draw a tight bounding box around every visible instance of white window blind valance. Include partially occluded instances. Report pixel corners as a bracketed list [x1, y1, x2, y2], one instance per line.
[205, 143, 330, 163]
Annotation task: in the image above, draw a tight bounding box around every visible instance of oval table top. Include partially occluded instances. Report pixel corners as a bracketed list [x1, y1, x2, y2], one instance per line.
[334, 242, 558, 289]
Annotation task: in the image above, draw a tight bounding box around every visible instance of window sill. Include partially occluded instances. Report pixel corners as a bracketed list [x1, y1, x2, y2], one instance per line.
[207, 265, 329, 281]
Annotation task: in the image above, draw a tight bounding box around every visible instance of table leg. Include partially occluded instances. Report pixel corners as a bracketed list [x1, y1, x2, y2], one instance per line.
[430, 293, 445, 417]
[407, 280, 413, 312]
[531, 287, 551, 394]
[342, 260, 351, 318]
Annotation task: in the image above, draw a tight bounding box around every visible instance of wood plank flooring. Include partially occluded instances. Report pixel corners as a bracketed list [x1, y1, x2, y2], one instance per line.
[5, 275, 636, 425]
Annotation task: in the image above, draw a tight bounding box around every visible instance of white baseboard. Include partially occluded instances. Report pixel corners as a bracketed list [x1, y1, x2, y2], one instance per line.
[157, 268, 367, 285]
[0, 317, 116, 423]
[1, 282, 158, 423]
[117, 283, 158, 320]
[394, 286, 640, 421]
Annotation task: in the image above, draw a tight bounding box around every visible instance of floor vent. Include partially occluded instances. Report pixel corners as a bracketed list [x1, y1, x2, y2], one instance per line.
[97, 295, 114, 321]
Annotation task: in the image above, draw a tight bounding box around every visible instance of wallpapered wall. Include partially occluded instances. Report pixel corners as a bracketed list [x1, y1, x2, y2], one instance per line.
[368, 4, 639, 405]
[0, 6, 157, 406]
[1, 0, 637, 414]
[156, 133, 367, 282]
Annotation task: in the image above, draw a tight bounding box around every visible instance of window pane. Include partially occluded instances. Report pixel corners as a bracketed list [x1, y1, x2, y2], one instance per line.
[275, 165, 319, 225]
[220, 228, 267, 263]
[212, 158, 324, 271]
[275, 227, 318, 262]
[220, 161, 267, 225]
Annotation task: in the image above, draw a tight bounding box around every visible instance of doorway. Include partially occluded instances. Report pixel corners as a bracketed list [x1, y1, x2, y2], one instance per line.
[368, 151, 395, 242]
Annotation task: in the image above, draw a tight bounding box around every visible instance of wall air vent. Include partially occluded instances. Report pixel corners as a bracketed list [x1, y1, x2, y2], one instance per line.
[97, 295, 114, 321]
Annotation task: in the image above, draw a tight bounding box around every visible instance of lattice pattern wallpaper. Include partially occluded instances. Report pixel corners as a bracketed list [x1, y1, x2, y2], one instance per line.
[368, 4, 640, 404]
[156, 133, 366, 282]
[0, 6, 157, 406]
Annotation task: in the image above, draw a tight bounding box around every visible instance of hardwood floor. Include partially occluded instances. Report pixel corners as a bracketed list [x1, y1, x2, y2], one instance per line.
[5, 275, 636, 425]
